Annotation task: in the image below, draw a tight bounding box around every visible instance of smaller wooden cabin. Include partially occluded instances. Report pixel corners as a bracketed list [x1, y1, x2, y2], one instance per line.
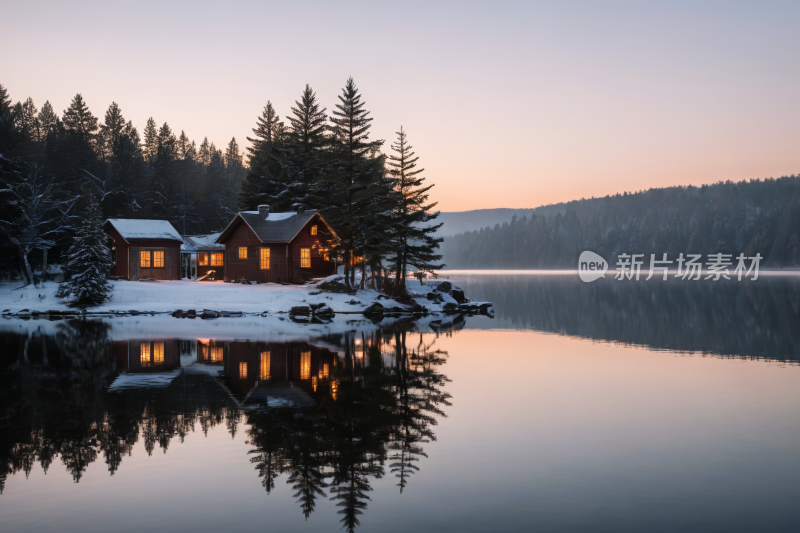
[104, 219, 183, 280]
[215, 205, 337, 283]
[181, 233, 225, 280]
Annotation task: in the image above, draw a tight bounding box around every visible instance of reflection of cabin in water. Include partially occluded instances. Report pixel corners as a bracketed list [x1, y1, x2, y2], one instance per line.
[215, 205, 337, 284]
[196, 339, 225, 364]
[222, 341, 339, 406]
[104, 219, 183, 280]
[114, 339, 182, 372]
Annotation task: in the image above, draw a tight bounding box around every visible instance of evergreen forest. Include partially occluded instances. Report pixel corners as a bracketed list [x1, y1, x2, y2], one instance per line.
[0, 80, 442, 289]
[441, 177, 800, 269]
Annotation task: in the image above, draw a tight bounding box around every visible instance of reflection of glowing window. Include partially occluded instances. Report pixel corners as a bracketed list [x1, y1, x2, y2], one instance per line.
[154, 341, 164, 363]
[140, 343, 150, 364]
[260, 248, 270, 270]
[300, 248, 311, 268]
[331, 380, 338, 401]
[312, 376, 318, 392]
[239, 247, 247, 259]
[260, 351, 270, 380]
[140, 250, 151, 268]
[300, 351, 311, 379]
[239, 361, 247, 379]
[209, 346, 223, 362]
[153, 250, 164, 268]
[199, 254, 208, 266]
[210, 253, 223, 266]
[322, 363, 329, 379]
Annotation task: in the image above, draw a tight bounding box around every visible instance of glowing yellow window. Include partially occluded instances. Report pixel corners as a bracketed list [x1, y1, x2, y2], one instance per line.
[154, 341, 164, 363]
[238, 247, 248, 259]
[210, 253, 223, 266]
[312, 376, 318, 392]
[209, 345, 222, 362]
[153, 250, 164, 268]
[260, 248, 270, 270]
[140, 342, 150, 364]
[300, 351, 311, 379]
[310, 225, 318, 236]
[239, 361, 247, 379]
[321, 363, 329, 379]
[260, 351, 270, 380]
[198, 254, 208, 266]
[300, 248, 311, 268]
[140, 250, 151, 267]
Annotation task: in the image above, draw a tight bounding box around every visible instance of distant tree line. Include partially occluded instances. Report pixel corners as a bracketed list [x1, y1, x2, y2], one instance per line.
[441, 177, 800, 268]
[0, 79, 443, 291]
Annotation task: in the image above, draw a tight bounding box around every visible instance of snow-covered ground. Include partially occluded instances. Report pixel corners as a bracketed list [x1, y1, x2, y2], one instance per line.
[0, 277, 466, 315]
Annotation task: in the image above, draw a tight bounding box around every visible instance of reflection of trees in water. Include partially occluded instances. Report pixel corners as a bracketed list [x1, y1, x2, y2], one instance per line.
[242, 326, 452, 531]
[0, 321, 452, 531]
[0, 320, 236, 492]
[465, 274, 800, 360]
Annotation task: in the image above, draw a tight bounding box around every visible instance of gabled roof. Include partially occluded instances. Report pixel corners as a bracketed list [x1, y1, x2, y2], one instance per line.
[104, 219, 183, 243]
[181, 233, 224, 252]
[216, 210, 338, 244]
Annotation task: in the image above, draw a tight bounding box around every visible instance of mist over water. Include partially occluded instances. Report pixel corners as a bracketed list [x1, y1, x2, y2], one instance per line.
[1, 273, 800, 532]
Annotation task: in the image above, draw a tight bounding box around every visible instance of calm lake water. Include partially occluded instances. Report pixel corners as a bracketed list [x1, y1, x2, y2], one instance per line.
[2, 273, 800, 532]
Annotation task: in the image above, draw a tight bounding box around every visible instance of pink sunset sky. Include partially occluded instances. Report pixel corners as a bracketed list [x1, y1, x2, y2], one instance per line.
[3, 0, 799, 212]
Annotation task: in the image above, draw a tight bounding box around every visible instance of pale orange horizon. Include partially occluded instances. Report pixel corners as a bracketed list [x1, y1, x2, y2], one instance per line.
[3, 1, 799, 212]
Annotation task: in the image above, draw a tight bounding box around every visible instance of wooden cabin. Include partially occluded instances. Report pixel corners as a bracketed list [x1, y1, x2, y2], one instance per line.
[215, 205, 337, 283]
[104, 219, 183, 280]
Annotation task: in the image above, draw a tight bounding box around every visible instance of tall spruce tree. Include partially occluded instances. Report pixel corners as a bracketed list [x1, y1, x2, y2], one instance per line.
[36, 101, 58, 140]
[0, 83, 21, 153]
[142, 117, 158, 162]
[320, 77, 392, 288]
[386, 127, 443, 287]
[278, 85, 328, 211]
[62, 94, 98, 142]
[56, 193, 113, 305]
[239, 101, 285, 210]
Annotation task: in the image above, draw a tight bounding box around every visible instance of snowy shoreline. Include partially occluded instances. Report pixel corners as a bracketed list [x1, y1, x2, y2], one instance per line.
[0, 276, 492, 318]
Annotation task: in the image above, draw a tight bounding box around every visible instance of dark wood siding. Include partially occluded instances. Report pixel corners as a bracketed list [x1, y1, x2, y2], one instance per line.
[125, 240, 181, 281]
[105, 226, 130, 279]
[289, 214, 336, 282]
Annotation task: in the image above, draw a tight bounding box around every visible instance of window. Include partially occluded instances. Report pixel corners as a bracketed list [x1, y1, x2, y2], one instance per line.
[238, 247, 248, 259]
[140, 343, 150, 364]
[140, 250, 151, 268]
[111, 247, 117, 264]
[209, 345, 223, 362]
[260, 351, 270, 380]
[153, 250, 164, 268]
[198, 254, 208, 266]
[239, 361, 248, 379]
[210, 253, 223, 266]
[310, 225, 318, 236]
[260, 248, 270, 270]
[300, 351, 311, 380]
[154, 341, 164, 363]
[300, 248, 311, 268]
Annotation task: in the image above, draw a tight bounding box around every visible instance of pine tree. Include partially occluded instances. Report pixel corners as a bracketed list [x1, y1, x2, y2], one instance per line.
[100, 102, 126, 160]
[320, 77, 392, 288]
[150, 122, 177, 213]
[0, 83, 20, 153]
[56, 193, 114, 306]
[36, 101, 58, 140]
[275, 85, 328, 211]
[19, 97, 39, 143]
[239, 102, 285, 210]
[386, 127, 443, 287]
[62, 94, 98, 141]
[142, 117, 158, 162]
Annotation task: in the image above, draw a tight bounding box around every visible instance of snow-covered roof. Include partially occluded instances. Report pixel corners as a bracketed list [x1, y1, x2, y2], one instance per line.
[105, 219, 183, 243]
[217, 210, 338, 244]
[182, 233, 224, 252]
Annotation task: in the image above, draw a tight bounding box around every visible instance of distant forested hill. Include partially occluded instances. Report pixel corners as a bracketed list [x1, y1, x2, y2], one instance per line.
[441, 176, 800, 269]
